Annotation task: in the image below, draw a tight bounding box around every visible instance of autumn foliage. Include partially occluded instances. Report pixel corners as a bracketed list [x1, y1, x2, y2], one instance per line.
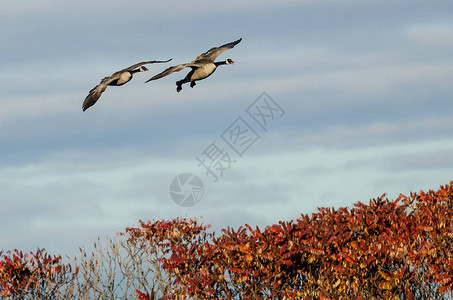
[0, 248, 73, 299]
[1, 182, 453, 299]
[127, 182, 453, 299]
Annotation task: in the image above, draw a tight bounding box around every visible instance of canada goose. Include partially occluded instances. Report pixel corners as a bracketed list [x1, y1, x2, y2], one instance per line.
[145, 38, 242, 92]
[82, 59, 172, 111]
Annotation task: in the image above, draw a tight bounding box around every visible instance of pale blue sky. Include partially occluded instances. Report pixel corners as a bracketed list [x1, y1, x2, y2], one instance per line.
[1, 0, 453, 256]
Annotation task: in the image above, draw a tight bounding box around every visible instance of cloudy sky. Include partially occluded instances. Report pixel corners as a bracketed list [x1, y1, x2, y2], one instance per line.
[1, 0, 453, 257]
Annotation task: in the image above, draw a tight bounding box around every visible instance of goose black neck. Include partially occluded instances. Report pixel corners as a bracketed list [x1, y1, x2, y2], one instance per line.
[215, 60, 228, 66]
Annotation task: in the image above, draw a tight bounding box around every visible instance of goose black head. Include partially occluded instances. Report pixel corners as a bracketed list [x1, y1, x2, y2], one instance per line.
[226, 58, 235, 64]
[139, 66, 149, 72]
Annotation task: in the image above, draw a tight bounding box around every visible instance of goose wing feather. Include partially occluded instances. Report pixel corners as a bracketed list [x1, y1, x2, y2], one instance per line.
[123, 59, 172, 71]
[145, 63, 198, 82]
[82, 82, 109, 111]
[192, 38, 242, 63]
[83, 70, 126, 111]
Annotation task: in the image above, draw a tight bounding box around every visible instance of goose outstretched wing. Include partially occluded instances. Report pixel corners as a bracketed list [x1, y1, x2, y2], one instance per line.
[192, 38, 242, 63]
[82, 82, 110, 111]
[145, 63, 198, 82]
[122, 59, 172, 71]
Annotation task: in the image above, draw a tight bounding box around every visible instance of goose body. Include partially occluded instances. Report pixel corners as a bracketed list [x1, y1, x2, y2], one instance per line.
[190, 62, 217, 81]
[145, 38, 242, 92]
[82, 59, 172, 111]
